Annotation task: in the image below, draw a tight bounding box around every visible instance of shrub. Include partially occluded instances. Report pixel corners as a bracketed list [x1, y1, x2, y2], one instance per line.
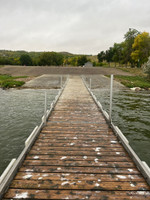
[145, 56, 150, 80]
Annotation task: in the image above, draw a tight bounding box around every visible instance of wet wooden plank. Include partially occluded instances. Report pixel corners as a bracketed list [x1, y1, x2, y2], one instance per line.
[32, 143, 125, 151]
[10, 179, 150, 191]
[31, 146, 125, 152]
[26, 154, 132, 162]
[4, 189, 150, 200]
[42, 126, 113, 131]
[29, 149, 127, 156]
[35, 138, 122, 146]
[38, 135, 118, 140]
[40, 134, 117, 139]
[33, 139, 120, 145]
[43, 126, 110, 130]
[34, 145, 123, 151]
[41, 128, 114, 132]
[15, 172, 145, 182]
[23, 160, 135, 168]
[35, 141, 122, 148]
[19, 166, 140, 174]
[40, 132, 117, 137]
[33, 140, 122, 147]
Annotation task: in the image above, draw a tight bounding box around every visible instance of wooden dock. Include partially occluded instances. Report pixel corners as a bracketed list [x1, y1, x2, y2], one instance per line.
[2, 76, 150, 199]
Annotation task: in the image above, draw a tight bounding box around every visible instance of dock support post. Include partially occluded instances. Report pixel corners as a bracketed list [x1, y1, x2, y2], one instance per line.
[89, 78, 91, 89]
[109, 74, 113, 123]
[60, 76, 62, 88]
[44, 91, 47, 124]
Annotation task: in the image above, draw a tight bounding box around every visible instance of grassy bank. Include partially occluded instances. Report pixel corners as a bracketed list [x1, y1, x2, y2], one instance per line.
[0, 75, 26, 89]
[114, 75, 150, 89]
[107, 65, 150, 89]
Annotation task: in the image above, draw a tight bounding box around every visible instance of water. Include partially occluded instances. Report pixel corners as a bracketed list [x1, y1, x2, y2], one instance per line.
[0, 86, 150, 176]
[92, 88, 150, 166]
[0, 88, 58, 175]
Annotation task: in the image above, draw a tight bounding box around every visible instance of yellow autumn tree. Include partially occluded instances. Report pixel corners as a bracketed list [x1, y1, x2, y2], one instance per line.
[131, 32, 150, 67]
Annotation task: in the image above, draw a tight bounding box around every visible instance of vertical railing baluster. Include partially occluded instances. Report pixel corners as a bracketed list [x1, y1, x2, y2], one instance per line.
[109, 74, 113, 123]
[44, 91, 47, 124]
[90, 78, 91, 89]
[60, 76, 62, 88]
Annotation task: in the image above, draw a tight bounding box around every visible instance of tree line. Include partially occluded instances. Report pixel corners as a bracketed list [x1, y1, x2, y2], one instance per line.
[97, 28, 150, 68]
[1, 28, 150, 68]
[0, 50, 89, 66]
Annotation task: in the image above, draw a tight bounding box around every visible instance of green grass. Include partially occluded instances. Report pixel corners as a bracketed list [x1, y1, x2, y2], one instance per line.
[118, 67, 146, 77]
[12, 75, 28, 79]
[0, 75, 26, 89]
[114, 75, 150, 89]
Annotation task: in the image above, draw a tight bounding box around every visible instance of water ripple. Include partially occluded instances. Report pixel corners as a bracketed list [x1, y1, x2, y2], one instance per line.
[0, 88, 58, 175]
[93, 89, 150, 166]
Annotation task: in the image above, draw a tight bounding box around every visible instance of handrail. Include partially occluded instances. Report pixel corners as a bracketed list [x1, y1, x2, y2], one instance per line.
[82, 75, 150, 186]
[0, 159, 16, 185]
[0, 75, 69, 199]
[25, 126, 38, 147]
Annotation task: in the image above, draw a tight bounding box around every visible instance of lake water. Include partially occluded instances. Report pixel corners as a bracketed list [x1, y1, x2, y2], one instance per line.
[0, 86, 150, 176]
[92, 88, 150, 167]
[0, 88, 58, 175]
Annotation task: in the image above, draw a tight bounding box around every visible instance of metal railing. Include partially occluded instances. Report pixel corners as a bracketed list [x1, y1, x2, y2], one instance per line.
[0, 75, 69, 199]
[82, 75, 150, 186]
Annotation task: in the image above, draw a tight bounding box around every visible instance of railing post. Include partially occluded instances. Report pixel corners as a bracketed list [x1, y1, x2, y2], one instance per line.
[60, 76, 62, 88]
[90, 78, 91, 89]
[109, 74, 113, 123]
[44, 91, 47, 124]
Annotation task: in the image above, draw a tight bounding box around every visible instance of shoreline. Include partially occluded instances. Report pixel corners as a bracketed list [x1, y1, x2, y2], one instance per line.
[0, 66, 150, 91]
[0, 65, 132, 76]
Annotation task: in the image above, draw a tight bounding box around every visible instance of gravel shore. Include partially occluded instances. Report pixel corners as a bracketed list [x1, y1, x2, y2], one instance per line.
[84, 75, 127, 90]
[23, 75, 67, 89]
[0, 65, 131, 89]
[22, 74, 126, 90]
[0, 65, 132, 76]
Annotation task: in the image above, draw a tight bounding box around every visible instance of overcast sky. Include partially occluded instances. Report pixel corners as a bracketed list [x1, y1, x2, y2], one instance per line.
[0, 0, 150, 55]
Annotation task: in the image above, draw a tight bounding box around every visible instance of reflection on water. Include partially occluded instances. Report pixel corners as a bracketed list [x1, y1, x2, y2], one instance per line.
[0, 88, 58, 175]
[92, 88, 150, 166]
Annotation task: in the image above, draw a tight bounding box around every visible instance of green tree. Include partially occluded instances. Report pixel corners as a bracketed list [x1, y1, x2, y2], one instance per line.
[105, 47, 114, 66]
[0, 57, 13, 65]
[131, 32, 150, 67]
[112, 43, 124, 67]
[77, 55, 88, 66]
[97, 51, 105, 62]
[123, 28, 140, 66]
[20, 54, 32, 66]
[67, 57, 78, 66]
[39, 52, 64, 66]
[145, 56, 150, 80]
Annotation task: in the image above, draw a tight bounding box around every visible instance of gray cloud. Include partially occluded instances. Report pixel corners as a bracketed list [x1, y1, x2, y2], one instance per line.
[0, 0, 150, 54]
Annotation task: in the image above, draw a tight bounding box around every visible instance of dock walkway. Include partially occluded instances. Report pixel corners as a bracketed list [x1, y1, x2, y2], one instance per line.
[2, 76, 150, 199]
